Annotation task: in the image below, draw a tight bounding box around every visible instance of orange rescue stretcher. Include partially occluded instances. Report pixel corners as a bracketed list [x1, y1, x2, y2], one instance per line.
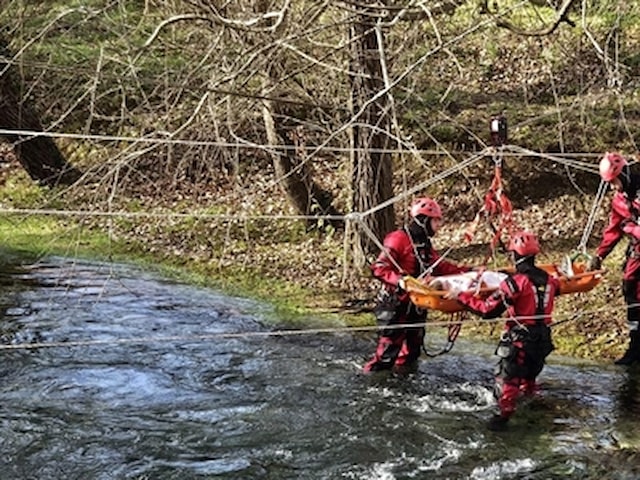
[405, 262, 604, 314]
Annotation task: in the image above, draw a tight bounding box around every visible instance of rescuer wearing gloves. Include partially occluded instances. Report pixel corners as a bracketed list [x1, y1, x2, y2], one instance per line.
[449, 231, 559, 431]
[589, 152, 640, 365]
[363, 197, 469, 374]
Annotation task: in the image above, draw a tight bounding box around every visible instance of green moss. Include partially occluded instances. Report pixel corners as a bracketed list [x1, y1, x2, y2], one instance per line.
[0, 170, 46, 207]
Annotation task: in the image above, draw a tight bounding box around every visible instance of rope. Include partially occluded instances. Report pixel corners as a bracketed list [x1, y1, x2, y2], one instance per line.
[0, 321, 473, 351]
[345, 143, 609, 275]
[362, 148, 490, 218]
[347, 212, 405, 274]
[423, 311, 466, 357]
[0, 207, 348, 222]
[418, 245, 456, 280]
[0, 127, 610, 157]
[0, 301, 631, 352]
[577, 179, 608, 253]
[465, 144, 609, 257]
[342, 149, 491, 272]
[506, 145, 599, 174]
[0, 130, 606, 241]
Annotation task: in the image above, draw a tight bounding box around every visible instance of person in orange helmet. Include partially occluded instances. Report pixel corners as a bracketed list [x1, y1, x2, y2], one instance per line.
[449, 230, 560, 430]
[589, 152, 640, 365]
[363, 197, 470, 374]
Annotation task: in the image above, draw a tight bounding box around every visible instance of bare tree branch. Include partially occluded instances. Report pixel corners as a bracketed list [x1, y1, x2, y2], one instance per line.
[496, 0, 578, 36]
[141, 14, 212, 49]
[184, 0, 291, 32]
[332, 0, 469, 21]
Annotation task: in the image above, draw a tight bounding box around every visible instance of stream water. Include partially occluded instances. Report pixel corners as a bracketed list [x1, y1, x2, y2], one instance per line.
[0, 257, 639, 479]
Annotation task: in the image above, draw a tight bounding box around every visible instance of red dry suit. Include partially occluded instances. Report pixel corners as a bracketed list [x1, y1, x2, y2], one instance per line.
[457, 262, 559, 418]
[595, 188, 640, 332]
[363, 225, 468, 373]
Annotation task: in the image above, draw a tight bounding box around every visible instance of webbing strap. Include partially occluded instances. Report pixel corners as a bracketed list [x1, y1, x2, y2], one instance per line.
[534, 283, 547, 323]
[464, 153, 517, 262]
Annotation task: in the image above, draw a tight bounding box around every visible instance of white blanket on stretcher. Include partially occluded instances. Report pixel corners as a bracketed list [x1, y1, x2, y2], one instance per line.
[427, 270, 507, 292]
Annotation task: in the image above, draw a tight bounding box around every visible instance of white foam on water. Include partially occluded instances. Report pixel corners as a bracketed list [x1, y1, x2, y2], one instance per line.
[468, 458, 537, 479]
[413, 382, 495, 412]
[366, 385, 403, 399]
[342, 446, 467, 479]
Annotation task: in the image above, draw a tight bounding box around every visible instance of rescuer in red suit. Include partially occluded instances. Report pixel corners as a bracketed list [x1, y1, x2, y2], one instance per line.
[451, 231, 559, 430]
[363, 197, 469, 374]
[589, 152, 640, 365]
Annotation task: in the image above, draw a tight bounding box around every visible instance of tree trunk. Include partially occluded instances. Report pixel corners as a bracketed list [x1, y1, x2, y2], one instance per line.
[261, 77, 341, 229]
[0, 36, 81, 187]
[252, 0, 340, 228]
[345, 4, 395, 273]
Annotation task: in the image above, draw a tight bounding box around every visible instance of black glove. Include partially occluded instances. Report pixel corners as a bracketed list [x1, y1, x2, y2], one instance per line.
[587, 255, 602, 271]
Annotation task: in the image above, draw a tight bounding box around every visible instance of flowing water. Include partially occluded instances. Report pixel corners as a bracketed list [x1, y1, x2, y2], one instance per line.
[0, 257, 639, 479]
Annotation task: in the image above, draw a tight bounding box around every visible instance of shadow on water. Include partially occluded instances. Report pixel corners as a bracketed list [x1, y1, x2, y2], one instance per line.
[0, 256, 639, 479]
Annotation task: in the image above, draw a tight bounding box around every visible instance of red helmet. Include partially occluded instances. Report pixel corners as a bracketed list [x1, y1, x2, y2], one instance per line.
[410, 197, 442, 219]
[599, 152, 627, 182]
[508, 230, 540, 256]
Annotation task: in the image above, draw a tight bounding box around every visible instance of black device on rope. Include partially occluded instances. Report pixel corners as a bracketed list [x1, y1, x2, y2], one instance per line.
[422, 311, 466, 357]
[490, 114, 507, 147]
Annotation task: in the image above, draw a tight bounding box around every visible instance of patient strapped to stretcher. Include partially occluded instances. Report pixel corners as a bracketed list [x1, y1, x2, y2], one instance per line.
[426, 270, 508, 292]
